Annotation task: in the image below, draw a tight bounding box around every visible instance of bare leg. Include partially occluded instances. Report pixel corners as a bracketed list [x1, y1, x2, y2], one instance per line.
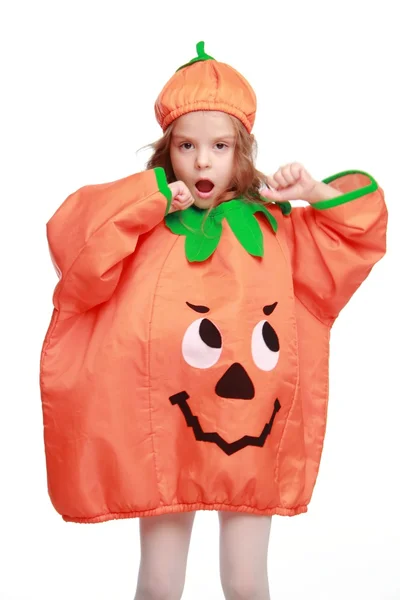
[218, 511, 272, 600]
[133, 510, 196, 600]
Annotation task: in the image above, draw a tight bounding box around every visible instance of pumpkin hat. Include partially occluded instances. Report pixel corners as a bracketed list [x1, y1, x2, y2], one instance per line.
[154, 41, 257, 133]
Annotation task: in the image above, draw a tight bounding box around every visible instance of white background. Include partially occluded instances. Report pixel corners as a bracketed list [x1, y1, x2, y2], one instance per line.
[1, 0, 399, 598]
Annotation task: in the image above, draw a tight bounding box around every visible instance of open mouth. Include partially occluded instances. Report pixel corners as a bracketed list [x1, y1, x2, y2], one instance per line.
[169, 391, 281, 456]
[195, 179, 215, 199]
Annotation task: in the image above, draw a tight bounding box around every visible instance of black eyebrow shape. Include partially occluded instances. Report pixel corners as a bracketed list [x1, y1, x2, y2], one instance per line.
[186, 302, 210, 314]
[186, 302, 277, 315]
[263, 302, 278, 316]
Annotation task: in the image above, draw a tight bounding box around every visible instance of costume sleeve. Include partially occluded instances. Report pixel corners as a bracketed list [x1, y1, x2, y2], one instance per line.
[281, 170, 388, 326]
[46, 167, 172, 319]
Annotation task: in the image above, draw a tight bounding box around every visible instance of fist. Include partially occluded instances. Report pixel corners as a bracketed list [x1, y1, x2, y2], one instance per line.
[259, 162, 318, 203]
[167, 181, 195, 214]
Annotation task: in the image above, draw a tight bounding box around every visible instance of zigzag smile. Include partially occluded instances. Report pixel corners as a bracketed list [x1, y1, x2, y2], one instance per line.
[169, 391, 281, 456]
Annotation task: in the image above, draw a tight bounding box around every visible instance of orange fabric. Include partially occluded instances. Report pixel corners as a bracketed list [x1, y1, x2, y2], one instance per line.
[154, 59, 257, 133]
[40, 169, 387, 523]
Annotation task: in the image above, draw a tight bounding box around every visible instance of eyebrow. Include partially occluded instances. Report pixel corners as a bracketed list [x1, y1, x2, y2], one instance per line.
[263, 302, 278, 316]
[186, 302, 210, 314]
[172, 134, 235, 141]
[186, 301, 277, 316]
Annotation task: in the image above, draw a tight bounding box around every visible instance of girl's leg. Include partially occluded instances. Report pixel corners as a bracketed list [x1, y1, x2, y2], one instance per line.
[133, 510, 196, 600]
[218, 511, 272, 600]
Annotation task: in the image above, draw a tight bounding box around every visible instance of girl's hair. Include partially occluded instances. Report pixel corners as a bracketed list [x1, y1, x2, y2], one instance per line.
[143, 113, 272, 209]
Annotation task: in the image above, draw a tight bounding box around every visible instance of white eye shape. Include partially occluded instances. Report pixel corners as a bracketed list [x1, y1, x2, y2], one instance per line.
[251, 320, 280, 371]
[182, 318, 222, 369]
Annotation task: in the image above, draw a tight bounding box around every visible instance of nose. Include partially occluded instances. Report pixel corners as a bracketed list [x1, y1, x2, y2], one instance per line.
[195, 148, 211, 169]
[216, 363, 255, 400]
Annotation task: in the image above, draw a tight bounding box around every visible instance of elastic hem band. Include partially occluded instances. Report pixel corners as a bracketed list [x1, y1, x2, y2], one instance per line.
[62, 501, 309, 523]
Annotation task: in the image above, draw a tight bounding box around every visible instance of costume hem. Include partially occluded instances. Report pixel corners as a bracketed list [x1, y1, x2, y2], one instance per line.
[62, 502, 308, 523]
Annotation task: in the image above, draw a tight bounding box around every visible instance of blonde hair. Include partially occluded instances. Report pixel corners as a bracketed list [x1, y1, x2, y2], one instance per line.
[143, 113, 272, 210]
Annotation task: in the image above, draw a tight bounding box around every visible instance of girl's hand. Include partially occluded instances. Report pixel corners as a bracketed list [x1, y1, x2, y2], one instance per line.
[259, 163, 318, 203]
[167, 181, 195, 214]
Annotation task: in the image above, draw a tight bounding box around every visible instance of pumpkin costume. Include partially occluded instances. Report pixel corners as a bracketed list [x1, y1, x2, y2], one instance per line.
[40, 42, 388, 524]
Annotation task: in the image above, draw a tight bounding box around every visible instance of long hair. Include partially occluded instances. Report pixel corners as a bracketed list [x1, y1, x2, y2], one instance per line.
[143, 113, 272, 209]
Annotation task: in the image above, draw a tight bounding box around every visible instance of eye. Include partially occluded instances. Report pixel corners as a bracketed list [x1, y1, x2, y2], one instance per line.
[251, 320, 280, 371]
[215, 143, 227, 150]
[180, 142, 193, 150]
[182, 318, 222, 369]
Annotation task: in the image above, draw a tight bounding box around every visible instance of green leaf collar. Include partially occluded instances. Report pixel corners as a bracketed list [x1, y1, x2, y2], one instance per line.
[164, 198, 291, 262]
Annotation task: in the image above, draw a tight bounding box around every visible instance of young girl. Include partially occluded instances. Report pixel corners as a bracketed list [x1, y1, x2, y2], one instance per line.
[40, 42, 388, 600]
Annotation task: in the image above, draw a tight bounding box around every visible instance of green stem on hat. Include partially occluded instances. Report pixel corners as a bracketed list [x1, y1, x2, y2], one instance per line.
[175, 41, 216, 72]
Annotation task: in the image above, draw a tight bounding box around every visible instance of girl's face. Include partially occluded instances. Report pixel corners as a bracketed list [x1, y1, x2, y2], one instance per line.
[169, 111, 236, 209]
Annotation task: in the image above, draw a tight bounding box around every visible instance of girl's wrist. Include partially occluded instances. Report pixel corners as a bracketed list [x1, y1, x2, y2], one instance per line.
[307, 182, 343, 204]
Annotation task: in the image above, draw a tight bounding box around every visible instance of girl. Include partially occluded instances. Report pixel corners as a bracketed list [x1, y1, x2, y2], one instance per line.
[39, 42, 388, 600]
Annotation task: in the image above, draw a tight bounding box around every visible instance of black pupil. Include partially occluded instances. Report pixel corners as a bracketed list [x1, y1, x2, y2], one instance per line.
[199, 319, 222, 349]
[262, 322, 279, 352]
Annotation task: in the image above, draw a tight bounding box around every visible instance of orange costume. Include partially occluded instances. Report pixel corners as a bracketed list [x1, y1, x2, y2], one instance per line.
[40, 43, 388, 524]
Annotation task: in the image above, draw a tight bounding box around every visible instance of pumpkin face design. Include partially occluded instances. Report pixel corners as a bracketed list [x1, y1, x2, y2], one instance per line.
[149, 213, 299, 461]
[169, 301, 282, 455]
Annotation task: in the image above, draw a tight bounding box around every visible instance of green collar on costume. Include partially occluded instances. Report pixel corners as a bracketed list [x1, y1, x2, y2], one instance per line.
[164, 197, 291, 262]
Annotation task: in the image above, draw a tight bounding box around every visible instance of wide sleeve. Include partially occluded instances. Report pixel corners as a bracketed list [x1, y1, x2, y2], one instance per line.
[46, 167, 172, 319]
[281, 170, 388, 326]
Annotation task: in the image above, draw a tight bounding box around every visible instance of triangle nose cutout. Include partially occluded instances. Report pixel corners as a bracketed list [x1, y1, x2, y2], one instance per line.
[215, 362, 255, 400]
